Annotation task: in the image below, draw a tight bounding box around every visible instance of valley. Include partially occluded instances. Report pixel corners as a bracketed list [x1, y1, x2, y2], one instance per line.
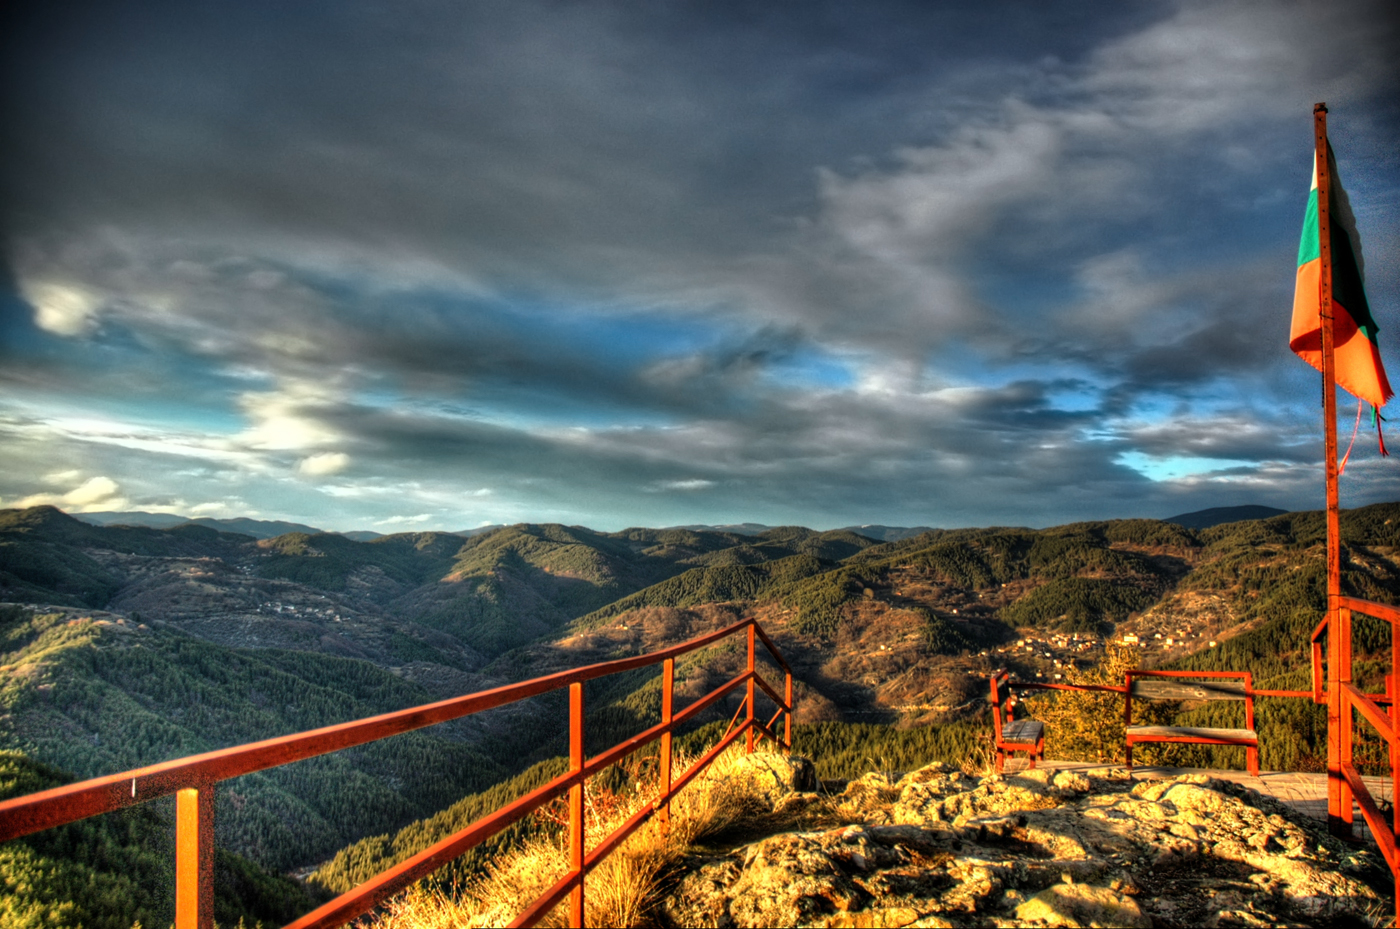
[1, 502, 1399, 925]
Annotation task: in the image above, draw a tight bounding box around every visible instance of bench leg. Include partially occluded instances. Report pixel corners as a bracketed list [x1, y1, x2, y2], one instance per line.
[1125, 741, 1133, 770]
[1027, 749, 1037, 770]
[1248, 746, 1259, 778]
[995, 748, 1005, 774]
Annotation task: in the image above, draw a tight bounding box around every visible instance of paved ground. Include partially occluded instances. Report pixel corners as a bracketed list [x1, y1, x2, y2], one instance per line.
[1004, 758, 1394, 845]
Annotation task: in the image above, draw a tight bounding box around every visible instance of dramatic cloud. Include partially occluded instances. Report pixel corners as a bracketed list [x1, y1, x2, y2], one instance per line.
[0, 0, 1396, 531]
[5, 475, 128, 513]
[298, 452, 350, 477]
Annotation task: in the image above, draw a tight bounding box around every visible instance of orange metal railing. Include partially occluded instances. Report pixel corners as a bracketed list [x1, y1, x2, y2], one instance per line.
[1315, 596, 1400, 880]
[0, 617, 794, 929]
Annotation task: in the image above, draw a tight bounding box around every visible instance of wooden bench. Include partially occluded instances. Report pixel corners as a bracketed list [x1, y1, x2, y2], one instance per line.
[1125, 670, 1258, 776]
[990, 670, 1044, 773]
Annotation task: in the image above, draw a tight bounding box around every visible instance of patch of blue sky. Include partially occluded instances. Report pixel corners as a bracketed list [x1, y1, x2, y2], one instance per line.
[759, 348, 855, 391]
[356, 383, 678, 431]
[925, 345, 1105, 394]
[2, 330, 250, 435]
[4, 387, 245, 436]
[518, 304, 727, 365]
[351, 281, 734, 366]
[1116, 451, 1258, 482]
[1043, 383, 1101, 412]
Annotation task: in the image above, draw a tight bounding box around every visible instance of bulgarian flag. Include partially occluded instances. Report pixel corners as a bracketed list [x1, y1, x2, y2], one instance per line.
[1290, 143, 1393, 408]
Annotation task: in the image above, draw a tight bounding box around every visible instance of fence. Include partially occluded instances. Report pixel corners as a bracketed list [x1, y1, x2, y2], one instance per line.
[0, 617, 793, 929]
[1316, 595, 1400, 888]
[999, 602, 1400, 925]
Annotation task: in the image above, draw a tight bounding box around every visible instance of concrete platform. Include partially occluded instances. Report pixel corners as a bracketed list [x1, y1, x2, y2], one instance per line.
[1003, 758, 1394, 845]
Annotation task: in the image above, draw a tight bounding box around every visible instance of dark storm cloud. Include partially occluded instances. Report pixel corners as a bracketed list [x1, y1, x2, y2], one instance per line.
[0, 0, 1397, 530]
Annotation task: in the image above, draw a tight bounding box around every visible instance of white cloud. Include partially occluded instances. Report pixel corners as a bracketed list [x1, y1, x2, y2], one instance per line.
[23, 282, 102, 336]
[819, 115, 1060, 265]
[65, 476, 120, 506]
[187, 500, 249, 517]
[238, 382, 345, 451]
[1083, 0, 1388, 133]
[373, 513, 433, 526]
[298, 452, 351, 476]
[7, 475, 127, 513]
[650, 478, 715, 492]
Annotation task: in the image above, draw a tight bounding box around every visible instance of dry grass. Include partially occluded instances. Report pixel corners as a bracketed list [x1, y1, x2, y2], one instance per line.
[365, 744, 776, 929]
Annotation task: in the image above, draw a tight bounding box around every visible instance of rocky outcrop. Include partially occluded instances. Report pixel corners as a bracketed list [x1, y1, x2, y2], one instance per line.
[662, 760, 1388, 928]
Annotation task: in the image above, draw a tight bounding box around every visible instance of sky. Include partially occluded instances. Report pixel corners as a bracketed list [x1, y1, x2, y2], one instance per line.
[1, 0, 1398, 534]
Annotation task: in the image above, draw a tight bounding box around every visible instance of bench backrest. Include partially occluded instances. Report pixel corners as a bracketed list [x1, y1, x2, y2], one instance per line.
[1125, 671, 1253, 729]
[988, 672, 1017, 740]
[1129, 678, 1247, 700]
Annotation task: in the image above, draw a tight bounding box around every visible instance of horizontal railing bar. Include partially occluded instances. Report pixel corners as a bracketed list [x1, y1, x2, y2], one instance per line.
[510, 721, 757, 928]
[1129, 670, 1249, 679]
[1011, 681, 1127, 695]
[1341, 762, 1400, 873]
[582, 670, 752, 776]
[287, 766, 579, 929]
[583, 788, 658, 871]
[293, 672, 773, 928]
[1018, 682, 1333, 701]
[0, 616, 795, 929]
[297, 670, 772, 929]
[0, 618, 765, 842]
[752, 671, 788, 711]
[508, 868, 580, 929]
[1339, 597, 1400, 625]
[1343, 683, 1397, 744]
[1312, 615, 1329, 643]
[750, 717, 777, 744]
[654, 721, 751, 814]
[752, 624, 793, 676]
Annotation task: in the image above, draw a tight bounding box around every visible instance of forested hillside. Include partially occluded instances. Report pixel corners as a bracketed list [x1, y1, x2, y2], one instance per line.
[0, 605, 510, 873]
[0, 750, 321, 928]
[2, 500, 1399, 927]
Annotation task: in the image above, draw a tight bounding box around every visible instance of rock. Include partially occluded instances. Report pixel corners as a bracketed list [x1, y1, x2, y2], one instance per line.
[726, 753, 820, 809]
[727, 832, 868, 927]
[1013, 883, 1151, 928]
[659, 762, 1389, 928]
[837, 771, 904, 822]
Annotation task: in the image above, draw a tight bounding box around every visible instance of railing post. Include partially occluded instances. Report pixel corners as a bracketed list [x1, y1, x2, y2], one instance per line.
[1389, 672, 1399, 839]
[659, 657, 674, 830]
[1341, 606, 1354, 829]
[1394, 618, 1400, 839]
[175, 782, 215, 929]
[746, 624, 756, 754]
[784, 671, 793, 751]
[569, 682, 584, 928]
[1313, 629, 1326, 705]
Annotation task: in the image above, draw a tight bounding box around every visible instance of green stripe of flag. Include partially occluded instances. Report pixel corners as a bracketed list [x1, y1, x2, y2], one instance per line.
[1297, 188, 1319, 267]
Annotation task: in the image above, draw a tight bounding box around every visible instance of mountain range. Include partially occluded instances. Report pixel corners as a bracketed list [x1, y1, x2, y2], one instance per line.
[3, 500, 1397, 925]
[71, 504, 1281, 543]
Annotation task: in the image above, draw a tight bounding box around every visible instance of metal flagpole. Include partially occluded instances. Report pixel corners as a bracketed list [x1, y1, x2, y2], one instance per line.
[1316, 102, 1352, 837]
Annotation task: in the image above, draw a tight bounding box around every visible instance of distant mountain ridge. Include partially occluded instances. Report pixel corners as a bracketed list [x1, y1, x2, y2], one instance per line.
[1163, 505, 1289, 530]
[668, 522, 773, 535]
[76, 511, 328, 539]
[75, 513, 513, 542]
[843, 524, 938, 542]
[667, 523, 937, 541]
[78, 510, 1283, 543]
